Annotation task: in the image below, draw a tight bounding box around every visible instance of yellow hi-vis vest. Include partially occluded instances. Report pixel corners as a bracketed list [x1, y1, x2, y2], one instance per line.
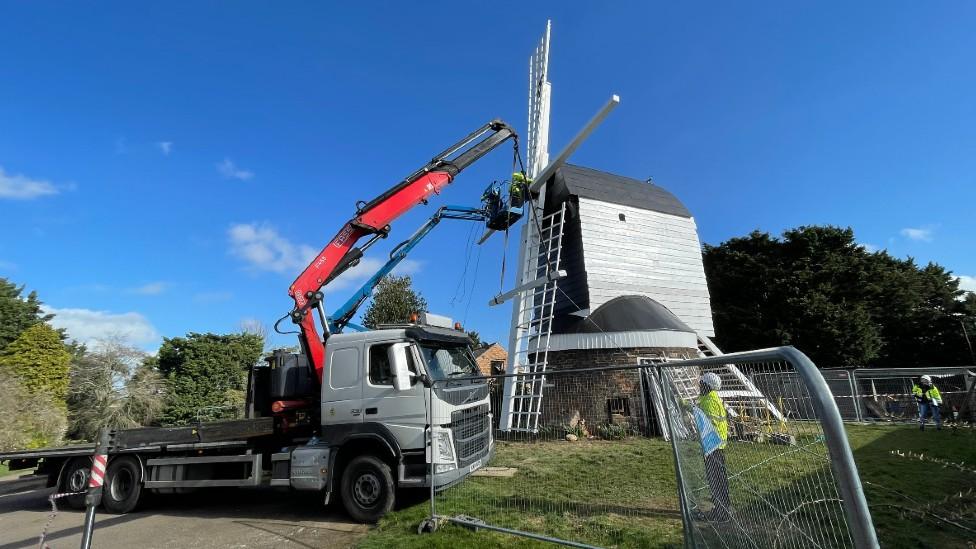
[698, 390, 728, 448]
[912, 384, 942, 405]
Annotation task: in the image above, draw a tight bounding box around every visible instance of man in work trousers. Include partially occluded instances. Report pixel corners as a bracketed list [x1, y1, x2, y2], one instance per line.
[699, 372, 732, 521]
[913, 375, 943, 430]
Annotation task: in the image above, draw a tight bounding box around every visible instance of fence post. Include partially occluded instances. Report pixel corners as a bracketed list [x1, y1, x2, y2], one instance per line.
[848, 370, 863, 422]
[418, 380, 438, 534]
[657, 368, 696, 549]
[780, 349, 879, 549]
[80, 428, 110, 549]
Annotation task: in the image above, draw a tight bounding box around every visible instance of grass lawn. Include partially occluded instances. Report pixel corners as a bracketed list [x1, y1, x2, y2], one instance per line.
[359, 424, 976, 548]
[846, 423, 976, 548]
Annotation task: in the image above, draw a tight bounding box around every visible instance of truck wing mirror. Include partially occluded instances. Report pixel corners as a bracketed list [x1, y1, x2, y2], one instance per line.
[389, 343, 415, 392]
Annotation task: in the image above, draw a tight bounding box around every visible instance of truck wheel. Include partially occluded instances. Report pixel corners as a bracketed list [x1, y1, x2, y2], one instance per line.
[340, 455, 395, 523]
[103, 456, 144, 514]
[59, 457, 91, 510]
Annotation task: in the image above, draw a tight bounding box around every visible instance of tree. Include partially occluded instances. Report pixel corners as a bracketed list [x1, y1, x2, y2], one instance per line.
[239, 318, 269, 343]
[66, 338, 166, 441]
[0, 323, 71, 404]
[703, 225, 975, 367]
[466, 330, 485, 349]
[157, 333, 264, 425]
[0, 370, 66, 451]
[362, 275, 428, 329]
[0, 277, 55, 351]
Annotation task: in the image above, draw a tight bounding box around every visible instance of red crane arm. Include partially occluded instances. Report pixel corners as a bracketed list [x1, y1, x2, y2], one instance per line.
[288, 120, 517, 384]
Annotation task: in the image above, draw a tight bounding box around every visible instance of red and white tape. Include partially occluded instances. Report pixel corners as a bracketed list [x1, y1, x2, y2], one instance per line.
[88, 454, 107, 489]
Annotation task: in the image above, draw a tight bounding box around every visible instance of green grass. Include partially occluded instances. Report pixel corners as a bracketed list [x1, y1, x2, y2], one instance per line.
[360, 425, 976, 548]
[845, 424, 976, 549]
[0, 462, 14, 477]
[362, 438, 684, 549]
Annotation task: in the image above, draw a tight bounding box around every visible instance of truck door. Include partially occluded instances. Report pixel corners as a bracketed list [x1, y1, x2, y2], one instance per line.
[322, 345, 365, 426]
[361, 341, 427, 450]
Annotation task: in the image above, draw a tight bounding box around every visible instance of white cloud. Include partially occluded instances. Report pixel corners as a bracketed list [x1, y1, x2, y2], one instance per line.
[900, 227, 934, 242]
[43, 305, 160, 349]
[958, 275, 976, 293]
[157, 141, 173, 156]
[860, 243, 880, 253]
[0, 166, 60, 200]
[127, 281, 169, 295]
[217, 158, 254, 181]
[228, 223, 317, 273]
[227, 222, 422, 291]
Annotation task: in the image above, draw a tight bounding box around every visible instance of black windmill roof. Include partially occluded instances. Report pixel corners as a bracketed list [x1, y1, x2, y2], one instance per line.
[575, 295, 695, 334]
[553, 164, 691, 218]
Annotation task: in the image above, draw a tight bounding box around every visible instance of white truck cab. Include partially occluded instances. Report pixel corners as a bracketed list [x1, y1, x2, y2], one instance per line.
[262, 315, 493, 521]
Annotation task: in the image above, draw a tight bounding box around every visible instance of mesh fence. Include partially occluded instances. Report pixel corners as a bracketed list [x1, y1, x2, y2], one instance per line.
[657, 350, 875, 548]
[423, 347, 877, 548]
[848, 368, 976, 425]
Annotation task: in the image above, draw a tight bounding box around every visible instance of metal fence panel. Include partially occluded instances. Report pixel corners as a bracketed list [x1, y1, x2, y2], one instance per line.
[848, 367, 976, 425]
[658, 348, 878, 549]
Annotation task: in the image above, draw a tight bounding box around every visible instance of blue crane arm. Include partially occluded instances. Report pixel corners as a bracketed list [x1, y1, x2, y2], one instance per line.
[328, 205, 486, 333]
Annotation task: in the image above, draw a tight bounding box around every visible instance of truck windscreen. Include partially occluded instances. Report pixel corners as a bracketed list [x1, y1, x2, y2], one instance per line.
[420, 344, 480, 380]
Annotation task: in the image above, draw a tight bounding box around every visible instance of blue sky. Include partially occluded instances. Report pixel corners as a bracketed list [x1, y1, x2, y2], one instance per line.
[1, 3, 974, 351]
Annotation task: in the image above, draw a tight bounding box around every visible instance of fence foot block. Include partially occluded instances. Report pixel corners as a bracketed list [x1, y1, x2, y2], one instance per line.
[417, 516, 442, 534]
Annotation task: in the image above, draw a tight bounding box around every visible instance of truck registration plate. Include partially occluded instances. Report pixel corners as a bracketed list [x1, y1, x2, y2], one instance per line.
[469, 459, 483, 473]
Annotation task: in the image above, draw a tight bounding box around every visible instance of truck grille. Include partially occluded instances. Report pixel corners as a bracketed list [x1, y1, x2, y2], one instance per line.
[450, 404, 490, 468]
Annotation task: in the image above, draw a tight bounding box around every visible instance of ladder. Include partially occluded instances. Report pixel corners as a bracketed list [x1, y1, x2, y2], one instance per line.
[695, 333, 786, 422]
[640, 355, 697, 441]
[500, 203, 566, 432]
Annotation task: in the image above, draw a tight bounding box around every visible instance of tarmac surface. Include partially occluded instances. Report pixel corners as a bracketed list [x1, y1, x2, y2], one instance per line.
[0, 473, 369, 548]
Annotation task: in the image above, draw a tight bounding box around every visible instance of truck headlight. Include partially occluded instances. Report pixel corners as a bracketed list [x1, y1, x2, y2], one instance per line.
[432, 429, 457, 472]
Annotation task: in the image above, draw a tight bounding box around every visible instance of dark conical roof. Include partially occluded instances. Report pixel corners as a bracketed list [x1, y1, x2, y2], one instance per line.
[576, 295, 694, 334]
[556, 164, 691, 218]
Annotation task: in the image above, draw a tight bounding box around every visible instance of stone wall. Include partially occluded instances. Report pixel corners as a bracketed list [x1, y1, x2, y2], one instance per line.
[535, 347, 696, 435]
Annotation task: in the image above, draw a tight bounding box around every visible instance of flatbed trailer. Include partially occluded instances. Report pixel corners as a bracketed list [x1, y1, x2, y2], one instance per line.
[0, 418, 281, 511]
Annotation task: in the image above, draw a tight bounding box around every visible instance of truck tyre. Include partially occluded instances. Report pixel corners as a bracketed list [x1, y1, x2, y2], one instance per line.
[59, 457, 91, 510]
[103, 456, 144, 514]
[340, 455, 395, 523]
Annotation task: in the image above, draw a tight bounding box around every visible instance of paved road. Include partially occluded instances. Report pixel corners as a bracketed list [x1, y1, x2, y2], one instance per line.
[0, 474, 368, 549]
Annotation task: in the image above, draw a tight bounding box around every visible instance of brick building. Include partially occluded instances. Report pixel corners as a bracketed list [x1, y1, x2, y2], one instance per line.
[541, 295, 700, 435]
[474, 343, 507, 376]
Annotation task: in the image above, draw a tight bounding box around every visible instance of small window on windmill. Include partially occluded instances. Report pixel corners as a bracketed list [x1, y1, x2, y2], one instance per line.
[490, 360, 505, 374]
[606, 397, 631, 418]
[618, 213, 626, 222]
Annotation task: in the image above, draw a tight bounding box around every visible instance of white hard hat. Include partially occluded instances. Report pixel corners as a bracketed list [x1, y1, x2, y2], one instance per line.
[701, 372, 722, 391]
[921, 375, 932, 384]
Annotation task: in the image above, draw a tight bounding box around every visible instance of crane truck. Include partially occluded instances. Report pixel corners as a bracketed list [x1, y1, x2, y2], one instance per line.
[0, 120, 522, 523]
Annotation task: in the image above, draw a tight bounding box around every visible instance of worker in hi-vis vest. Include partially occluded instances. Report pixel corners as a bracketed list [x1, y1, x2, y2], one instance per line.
[912, 375, 943, 431]
[697, 372, 732, 521]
